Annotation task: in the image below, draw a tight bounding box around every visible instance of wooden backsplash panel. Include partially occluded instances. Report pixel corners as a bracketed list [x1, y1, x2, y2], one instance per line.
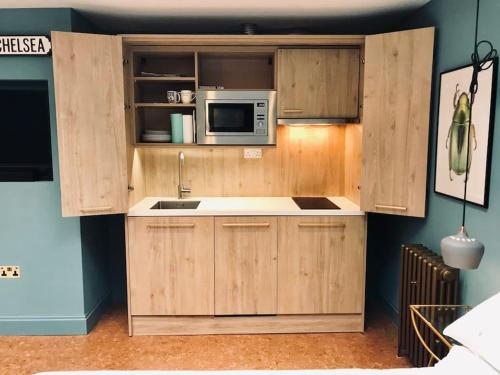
[344, 124, 362, 205]
[128, 147, 147, 207]
[142, 126, 346, 197]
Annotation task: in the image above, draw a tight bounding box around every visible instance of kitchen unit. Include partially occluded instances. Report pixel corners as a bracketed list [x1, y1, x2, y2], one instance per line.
[50, 28, 434, 335]
[127, 197, 366, 334]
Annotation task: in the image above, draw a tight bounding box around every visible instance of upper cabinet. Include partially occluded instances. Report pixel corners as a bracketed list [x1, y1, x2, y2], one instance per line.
[50, 32, 434, 218]
[277, 48, 360, 119]
[361, 27, 435, 218]
[52, 32, 128, 217]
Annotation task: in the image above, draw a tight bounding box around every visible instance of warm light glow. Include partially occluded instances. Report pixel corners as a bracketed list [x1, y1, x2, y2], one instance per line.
[287, 125, 332, 143]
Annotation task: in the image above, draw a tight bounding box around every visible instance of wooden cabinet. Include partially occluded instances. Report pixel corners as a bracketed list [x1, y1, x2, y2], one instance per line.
[127, 214, 366, 334]
[277, 216, 366, 315]
[361, 27, 435, 218]
[52, 32, 128, 217]
[214, 217, 278, 315]
[50, 31, 434, 219]
[277, 48, 360, 119]
[127, 217, 214, 316]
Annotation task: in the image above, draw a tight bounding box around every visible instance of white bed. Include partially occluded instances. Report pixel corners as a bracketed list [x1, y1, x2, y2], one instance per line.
[35, 292, 500, 375]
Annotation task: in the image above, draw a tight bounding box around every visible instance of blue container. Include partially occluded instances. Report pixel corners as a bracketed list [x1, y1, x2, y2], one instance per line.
[171, 113, 184, 144]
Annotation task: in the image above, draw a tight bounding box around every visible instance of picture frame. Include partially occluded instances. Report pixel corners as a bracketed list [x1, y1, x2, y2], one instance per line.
[434, 58, 498, 208]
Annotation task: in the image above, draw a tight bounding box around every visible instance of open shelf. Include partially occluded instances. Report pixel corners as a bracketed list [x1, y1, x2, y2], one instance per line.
[198, 51, 275, 90]
[134, 105, 196, 145]
[134, 78, 196, 106]
[134, 76, 196, 82]
[134, 52, 196, 78]
[127, 48, 277, 147]
[135, 103, 196, 108]
[136, 142, 200, 147]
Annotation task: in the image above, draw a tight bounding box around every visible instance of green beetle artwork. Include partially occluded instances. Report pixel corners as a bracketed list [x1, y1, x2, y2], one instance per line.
[446, 84, 477, 181]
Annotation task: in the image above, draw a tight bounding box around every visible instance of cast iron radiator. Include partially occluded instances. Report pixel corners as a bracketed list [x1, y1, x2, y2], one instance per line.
[397, 244, 460, 367]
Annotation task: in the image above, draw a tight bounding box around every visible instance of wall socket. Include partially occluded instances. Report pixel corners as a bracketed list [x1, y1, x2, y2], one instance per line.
[243, 148, 262, 159]
[0, 266, 20, 279]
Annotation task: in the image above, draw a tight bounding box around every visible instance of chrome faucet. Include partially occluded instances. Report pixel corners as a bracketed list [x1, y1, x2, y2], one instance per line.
[178, 151, 191, 199]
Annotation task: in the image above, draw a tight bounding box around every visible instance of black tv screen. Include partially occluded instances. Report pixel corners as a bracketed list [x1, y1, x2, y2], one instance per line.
[0, 80, 53, 181]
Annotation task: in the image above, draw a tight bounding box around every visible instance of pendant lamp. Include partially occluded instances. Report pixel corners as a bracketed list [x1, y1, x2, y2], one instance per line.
[440, 0, 496, 269]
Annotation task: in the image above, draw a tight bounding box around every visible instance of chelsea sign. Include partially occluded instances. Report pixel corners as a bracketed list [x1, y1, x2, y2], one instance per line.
[0, 36, 51, 56]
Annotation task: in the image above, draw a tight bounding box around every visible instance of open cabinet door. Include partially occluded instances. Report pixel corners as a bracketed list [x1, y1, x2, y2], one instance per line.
[361, 27, 434, 218]
[52, 32, 128, 217]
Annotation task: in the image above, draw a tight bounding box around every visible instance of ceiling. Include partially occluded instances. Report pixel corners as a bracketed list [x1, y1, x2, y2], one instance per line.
[0, 0, 431, 33]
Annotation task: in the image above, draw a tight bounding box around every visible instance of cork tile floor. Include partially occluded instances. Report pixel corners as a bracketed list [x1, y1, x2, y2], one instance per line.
[0, 307, 410, 375]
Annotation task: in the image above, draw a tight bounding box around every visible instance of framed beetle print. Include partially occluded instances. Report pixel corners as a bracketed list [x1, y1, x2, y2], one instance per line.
[434, 58, 497, 208]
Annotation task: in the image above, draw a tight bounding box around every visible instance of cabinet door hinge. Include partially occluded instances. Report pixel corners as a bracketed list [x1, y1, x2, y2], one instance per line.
[123, 58, 129, 65]
[361, 58, 365, 64]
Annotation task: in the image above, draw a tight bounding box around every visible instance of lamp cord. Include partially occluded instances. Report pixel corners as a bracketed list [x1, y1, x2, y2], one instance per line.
[462, 0, 497, 227]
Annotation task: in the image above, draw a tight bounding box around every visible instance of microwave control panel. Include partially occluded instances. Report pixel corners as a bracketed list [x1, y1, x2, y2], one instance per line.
[255, 101, 268, 135]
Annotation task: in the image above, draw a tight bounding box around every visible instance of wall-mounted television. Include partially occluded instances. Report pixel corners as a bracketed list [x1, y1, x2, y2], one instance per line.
[0, 80, 53, 181]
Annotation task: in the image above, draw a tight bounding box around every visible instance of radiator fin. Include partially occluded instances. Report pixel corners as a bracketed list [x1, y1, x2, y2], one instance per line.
[397, 244, 459, 367]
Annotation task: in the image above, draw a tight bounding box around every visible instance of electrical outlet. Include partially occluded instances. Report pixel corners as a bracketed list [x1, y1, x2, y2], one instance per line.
[243, 148, 262, 159]
[0, 266, 20, 279]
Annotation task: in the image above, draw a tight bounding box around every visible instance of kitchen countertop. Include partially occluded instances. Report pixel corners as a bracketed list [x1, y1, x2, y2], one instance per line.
[128, 196, 364, 217]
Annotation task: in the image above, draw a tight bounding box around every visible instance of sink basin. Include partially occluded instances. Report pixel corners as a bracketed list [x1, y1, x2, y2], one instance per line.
[150, 200, 201, 210]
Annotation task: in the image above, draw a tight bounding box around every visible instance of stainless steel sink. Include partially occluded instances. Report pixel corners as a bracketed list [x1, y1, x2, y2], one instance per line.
[150, 201, 200, 210]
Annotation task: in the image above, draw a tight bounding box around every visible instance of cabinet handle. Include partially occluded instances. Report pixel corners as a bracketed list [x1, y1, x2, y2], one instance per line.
[374, 204, 407, 212]
[282, 109, 303, 113]
[298, 223, 346, 228]
[80, 206, 112, 213]
[147, 223, 195, 229]
[222, 223, 270, 228]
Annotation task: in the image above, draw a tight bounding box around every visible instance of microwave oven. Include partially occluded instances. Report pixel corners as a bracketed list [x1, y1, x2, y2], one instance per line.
[196, 90, 276, 145]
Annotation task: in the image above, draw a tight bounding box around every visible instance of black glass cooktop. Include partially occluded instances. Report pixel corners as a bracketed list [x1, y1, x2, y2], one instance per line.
[292, 197, 340, 210]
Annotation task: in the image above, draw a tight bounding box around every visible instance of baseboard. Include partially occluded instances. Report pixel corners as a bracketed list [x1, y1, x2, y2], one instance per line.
[0, 294, 109, 336]
[131, 313, 365, 336]
[0, 315, 88, 336]
[84, 295, 109, 333]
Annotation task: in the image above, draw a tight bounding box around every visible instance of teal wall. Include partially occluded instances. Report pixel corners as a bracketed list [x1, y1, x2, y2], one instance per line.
[0, 8, 110, 335]
[80, 216, 111, 331]
[371, 0, 500, 315]
[3, 0, 498, 334]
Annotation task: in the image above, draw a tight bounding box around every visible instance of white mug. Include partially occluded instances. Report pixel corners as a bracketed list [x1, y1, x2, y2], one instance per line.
[180, 90, 196, 104]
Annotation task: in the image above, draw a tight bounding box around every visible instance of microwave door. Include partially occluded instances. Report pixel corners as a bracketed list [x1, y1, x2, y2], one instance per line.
[206, 101, 255, 136]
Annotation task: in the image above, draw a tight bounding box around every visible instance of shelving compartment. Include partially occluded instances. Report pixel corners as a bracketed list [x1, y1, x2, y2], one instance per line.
[198, 51, 275, 90]
[135, 107, 196, 146]
[134, 81, 197, 107]
[131, 51, 198, 145]
[133, 52, 196, 79]
[128, 49, 277, 146]
[133, 51, 197, 106]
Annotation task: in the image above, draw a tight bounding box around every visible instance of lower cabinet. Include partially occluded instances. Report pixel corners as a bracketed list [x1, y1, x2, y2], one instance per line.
[277, 216, 366, 314]
[215, 216, 278, 315]
[127, 216, 214, 316]
[126, 214, 366, 335]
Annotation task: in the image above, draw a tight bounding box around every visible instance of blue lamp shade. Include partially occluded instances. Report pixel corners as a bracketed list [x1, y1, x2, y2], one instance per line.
[441, 226, 485, 269]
